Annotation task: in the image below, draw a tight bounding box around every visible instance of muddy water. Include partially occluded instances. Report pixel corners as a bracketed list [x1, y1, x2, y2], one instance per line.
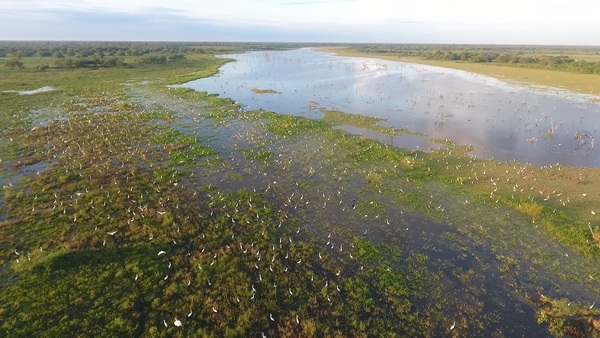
[179, 48, 600, 167]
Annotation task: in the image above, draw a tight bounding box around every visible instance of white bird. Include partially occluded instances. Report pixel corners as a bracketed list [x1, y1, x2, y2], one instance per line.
[450, 321, 455, 330]
[591, 302, 596, 310]
[296, 314, 299, 324]
[164, 275, 168, 280]
[188, 309, 193, 317]
[174, 319, 182, 327]
[157, 211, 166, 215]
[212, 307, 218, 313]
[163, 320, 168, 327]
[269, 313, 275, 321]
[135, 274, 138, 281]
[108, 231, 117, 236]
[158, 250, 166, 256]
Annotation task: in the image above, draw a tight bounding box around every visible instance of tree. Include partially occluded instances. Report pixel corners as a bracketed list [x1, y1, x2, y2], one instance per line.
[168, 54, 186, 62]
[5, 59, 24, 69]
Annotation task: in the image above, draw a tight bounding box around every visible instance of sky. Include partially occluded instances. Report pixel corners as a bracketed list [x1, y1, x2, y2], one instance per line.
[1, 0, 599, 45]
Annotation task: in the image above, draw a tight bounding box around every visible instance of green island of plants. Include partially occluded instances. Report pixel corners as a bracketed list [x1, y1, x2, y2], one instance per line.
[251, 88, 282, 94]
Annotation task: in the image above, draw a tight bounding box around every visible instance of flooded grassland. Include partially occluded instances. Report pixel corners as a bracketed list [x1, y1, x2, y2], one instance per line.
[1, 45, 600, 337]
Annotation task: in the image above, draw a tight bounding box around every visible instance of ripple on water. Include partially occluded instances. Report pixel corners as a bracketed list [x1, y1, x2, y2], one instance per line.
[178, 48, 600, 167]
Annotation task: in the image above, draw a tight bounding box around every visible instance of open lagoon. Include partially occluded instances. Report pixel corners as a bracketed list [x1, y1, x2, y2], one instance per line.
[180, 48, 600, 167]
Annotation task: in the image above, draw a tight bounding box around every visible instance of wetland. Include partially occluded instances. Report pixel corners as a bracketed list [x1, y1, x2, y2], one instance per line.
[1, 41, 600, 337]
[180, 48, 600, 167]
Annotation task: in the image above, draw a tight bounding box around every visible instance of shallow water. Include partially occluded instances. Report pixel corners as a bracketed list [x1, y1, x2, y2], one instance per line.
[128, 82, 595, 336]
[179, 48, 600, 167]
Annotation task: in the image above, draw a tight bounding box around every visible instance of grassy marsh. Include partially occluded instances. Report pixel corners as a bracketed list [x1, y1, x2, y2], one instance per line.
[1, 42, 600, 337]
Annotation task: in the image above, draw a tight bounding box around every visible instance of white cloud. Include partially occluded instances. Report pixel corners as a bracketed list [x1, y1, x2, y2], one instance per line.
[0, 0, 598, 44]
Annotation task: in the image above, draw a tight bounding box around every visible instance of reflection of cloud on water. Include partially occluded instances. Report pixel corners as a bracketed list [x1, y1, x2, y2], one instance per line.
[180, 48, 600, 167]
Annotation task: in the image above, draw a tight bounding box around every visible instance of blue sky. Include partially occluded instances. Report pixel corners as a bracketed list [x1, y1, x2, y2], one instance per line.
[1, 0, 599, 45]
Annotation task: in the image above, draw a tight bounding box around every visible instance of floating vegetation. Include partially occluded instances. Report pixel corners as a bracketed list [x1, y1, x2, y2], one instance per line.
[251, 88, 281, 94]
[320, 109, 398, 136]
[1, 42, 600, 337]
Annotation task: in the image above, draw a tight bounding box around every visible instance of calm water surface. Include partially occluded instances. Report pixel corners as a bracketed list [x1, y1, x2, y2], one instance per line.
[179, 48, 600, 167]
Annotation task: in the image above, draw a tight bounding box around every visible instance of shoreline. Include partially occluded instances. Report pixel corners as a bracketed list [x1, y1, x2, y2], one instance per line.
[317, 46, 600, 99]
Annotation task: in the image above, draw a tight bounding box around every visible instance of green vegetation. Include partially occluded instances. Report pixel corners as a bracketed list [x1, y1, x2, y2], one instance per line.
[320, 109, 398, 136]
[334, 44, 600, 75]
[1, 41, 600, 337]
[251, 88, 282, 94]
[320, 45, 600, 95]
[533, 296, 600, 337]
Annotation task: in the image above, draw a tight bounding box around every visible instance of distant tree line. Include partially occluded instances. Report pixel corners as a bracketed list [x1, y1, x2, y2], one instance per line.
[353, 44, 600, 75]
[417, 50, 600, 74]
[0, 41, 315, 71]
[0, 41, 313, 60]
[4, 41, 599, 75]
[53, 56, 127, 69]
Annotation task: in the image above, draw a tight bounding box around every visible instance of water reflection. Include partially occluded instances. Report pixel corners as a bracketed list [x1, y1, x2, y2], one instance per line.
[178, 48, 600, 167]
